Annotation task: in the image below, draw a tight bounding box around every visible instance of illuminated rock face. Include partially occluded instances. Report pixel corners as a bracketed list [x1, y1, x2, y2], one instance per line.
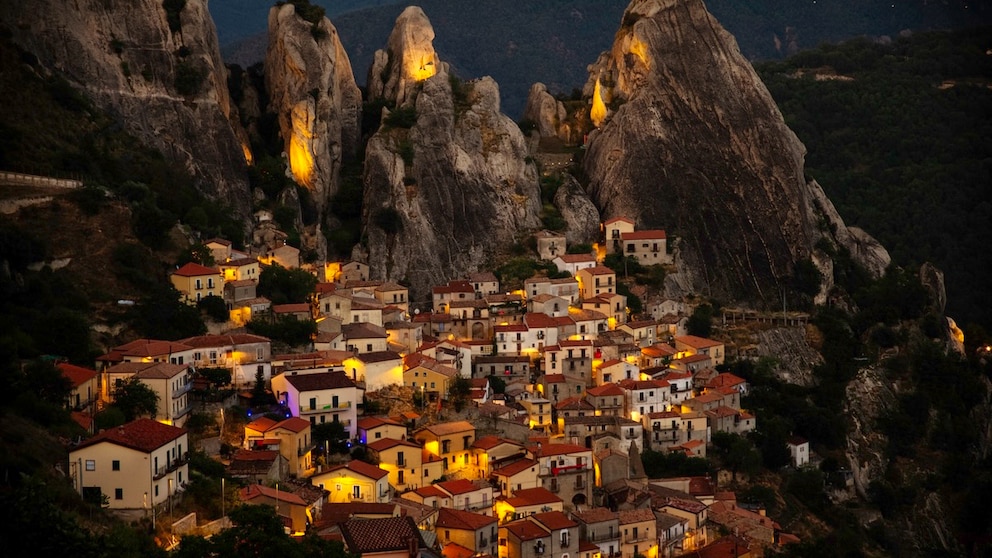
[0, 0, 252, 221]
[581, 0, 886, 304]
[266, 3, 362, 209]
[367, 6, 443, 107]
[361, 10, 542, 299]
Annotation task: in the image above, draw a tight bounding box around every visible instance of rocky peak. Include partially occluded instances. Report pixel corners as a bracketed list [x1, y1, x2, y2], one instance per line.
[0, 0, 253, 221]
[265, 2, 362, 213]
[580, 0, 885, 305]
[360, 9, 542, 299]
[367, 6, 444, 107]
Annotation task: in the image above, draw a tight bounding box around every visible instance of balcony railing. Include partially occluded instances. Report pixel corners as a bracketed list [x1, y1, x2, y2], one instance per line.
[298, 442, 315, 457]
[587, 533, 619, 543]
[625, 432, 640, 440]
[623, 534, 651, 544]
[299, 401, 351, 414]
[173, 381, 193, 398]
[153, 453, 189, 480]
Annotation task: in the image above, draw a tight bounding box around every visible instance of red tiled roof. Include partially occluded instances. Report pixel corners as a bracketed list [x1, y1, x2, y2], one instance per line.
[359, 416, 405, 430]
[415, 485, 448, 498]
[417, 421, 474, 437]
[271, 417, 311, 433]
[239, 483, 307, 505]
[436, 508, 496, 530]
[442, 542, 475, 558]
[436, 479, 482, 496]
[578, 265, 614, 276]
[172, 262, 220, 277]
[367, 438, 420, 452]
[503, 520, 549, 541]
[535, 443, 589, 457]
[74, 418, 186, 453]
[504, 487, 562, 507]
[621, 230, 666, 240]
[281, 371, 357, 391]
[556, 254, 596, 264]
[325, 460, 389, 480]
[532, 510, 577, 530]
[572, 507, 618, 524]
[706, 373, 746, 389]
[58, 362, 96, 387]
[177, 333, 270, 347]
[604, 217, 634, 225]
[493, 458, 538, 477]
[340, 516, 425, 553]
[246, 416, 278, 432]
[675, 335, 723, 349]
[587, 383, 625, 397]
[472, 435, 521, 451]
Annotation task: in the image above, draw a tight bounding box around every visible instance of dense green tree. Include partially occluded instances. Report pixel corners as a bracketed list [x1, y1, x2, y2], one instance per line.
[177, 242, 215, 267]
[128, 285, 206, 340]
[111, 377, 160, 421]
[711, 431, 762, 482]
[313, 421, 350, 455]
[641, 449, 711, 478]
[686, 304, 714, 337]
[257, 264, 317, 305]
[198, 294, 229, 323]
[448, 376, 473, 412]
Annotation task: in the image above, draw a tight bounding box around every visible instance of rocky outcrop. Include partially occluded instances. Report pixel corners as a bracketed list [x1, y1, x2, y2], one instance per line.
[580, 0, 886, 306]
[0, 0, 252, 221]
[523, 83, 568, 140]
[265, 3, 362, 211]
[361, 10, 542, 298]
[844, 365, 895, 500]
[553, 174, 600, 245]
[367, 6, 443, 107]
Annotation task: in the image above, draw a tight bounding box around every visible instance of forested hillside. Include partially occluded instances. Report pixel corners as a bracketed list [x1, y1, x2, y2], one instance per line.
[756, 27, 992, 331]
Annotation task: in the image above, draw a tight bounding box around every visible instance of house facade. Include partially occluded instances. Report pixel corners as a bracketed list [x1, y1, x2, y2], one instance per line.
[70, 418, 188, 510]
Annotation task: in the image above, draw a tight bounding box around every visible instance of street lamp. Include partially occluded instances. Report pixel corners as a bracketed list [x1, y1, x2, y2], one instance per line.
[221, 477, 225, 519]
[420, 385, 425, 414]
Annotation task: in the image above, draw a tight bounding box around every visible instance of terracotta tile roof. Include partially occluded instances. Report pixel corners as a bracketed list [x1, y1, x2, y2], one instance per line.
[318, 502, 399, 526]
[325, 460, 389, 480]
[621, 230, 666, 240]
[586, 383, 625, 397]
[437, 479, 485, 496]
[239, 484, 308, 507]
[578, 265, 614, 276]
[359, 416, 405, 430]
[471, 435, 520, 451]
[357, 350, 403, 363]
[535, 443, 590, 458]
[271, 417, 311, 433]
[492, 458, 538, 477]
[504, 487, 562, 507]
[556, 254, 596, 264]
[272, 303, 310, 314]
[433, 281, 475, 294]
[494, 324, 529, 333]
[618, 508, 656, 525]
[543, 374, 566, 383]
[674, 335, 723, 349]
[503, 519, 550, 541]
[642, 343, 677, 357]
[178, 333, 271, 348]
[339, 516, 426, 553]
[172, 262, 220, 277]
[579, 541, 600, 552]
[442, 542, 475, 558]
[437, 508, 496, 530]
[58, 363, 96, 387]
[281, 371, 357, 391]
[246, 416, 278, 431]
[133, 362, 188, 380]
[367, 438, 420, 452]
[555, 396, 594, 411]
[98, 338, 195, 361]
[572, 507, 618, 524]
[417, 421, 475, 437]
[706, 373, 746, 389]
[414, 485, 448, 498]
[618, 379, 666, 391]
[604, 217, 634, 225]
[787, 436, 808, 446]
[532, 510, 577, 530]
[74, 418, 185, 453]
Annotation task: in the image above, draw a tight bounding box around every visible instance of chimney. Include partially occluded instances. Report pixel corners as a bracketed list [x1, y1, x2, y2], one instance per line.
[407, 535, 418, 558]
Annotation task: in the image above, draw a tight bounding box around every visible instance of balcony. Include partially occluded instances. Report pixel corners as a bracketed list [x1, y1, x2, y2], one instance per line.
[173, 381, 193, 398]
[153, 453, 189, 480]
[623, 534, 651, 544]
[549, 463, 587, 476]
[298, 442, 315, 457]
[299, 401, 351, 414]
[587, 533, 619, 544]
[625, 431, 640, 440]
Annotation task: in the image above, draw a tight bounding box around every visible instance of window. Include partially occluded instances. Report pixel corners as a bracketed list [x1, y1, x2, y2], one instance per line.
[155, 485, 159, 497]
[256, 347, 264, 360]
[195, 279, 202, 289]
[112, 460, 120, 471]
[353, 485, 361, 499]
[114, 488, 123, 500]
[85, 460, 95, 471]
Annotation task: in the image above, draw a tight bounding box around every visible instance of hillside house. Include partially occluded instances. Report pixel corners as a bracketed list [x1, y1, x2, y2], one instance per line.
[270, 370, 362, 437]
[171, 262, 224, 304]
[70, 418, 188, 511]
[535, 230, 567, 260]
[604, 217, 636, 254]
[620, 230, 671, 265]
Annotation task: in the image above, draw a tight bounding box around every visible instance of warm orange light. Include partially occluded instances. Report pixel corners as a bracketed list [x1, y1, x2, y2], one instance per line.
[242, 142, 254, 165]
[289, 103, 315, 188]
[628, 36, 650, 68]
[408, 54, 436, 82]
[590, 78, 607, 127]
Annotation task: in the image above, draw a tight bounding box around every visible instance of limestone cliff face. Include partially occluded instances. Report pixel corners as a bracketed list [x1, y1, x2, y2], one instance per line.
[0, 0, 252, 220]
[553, 175, 601, 245]
[367, 7, 442, 108]
[361, 10, 542, 298]
[581, 0, 885, 304]
[265, 3, 362, 211]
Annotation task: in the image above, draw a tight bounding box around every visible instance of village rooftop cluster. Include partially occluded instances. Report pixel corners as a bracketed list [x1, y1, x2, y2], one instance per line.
[61, 217, 807, 557]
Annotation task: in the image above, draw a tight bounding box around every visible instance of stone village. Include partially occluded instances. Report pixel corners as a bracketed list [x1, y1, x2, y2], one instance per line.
[64, 216, 807, 558]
